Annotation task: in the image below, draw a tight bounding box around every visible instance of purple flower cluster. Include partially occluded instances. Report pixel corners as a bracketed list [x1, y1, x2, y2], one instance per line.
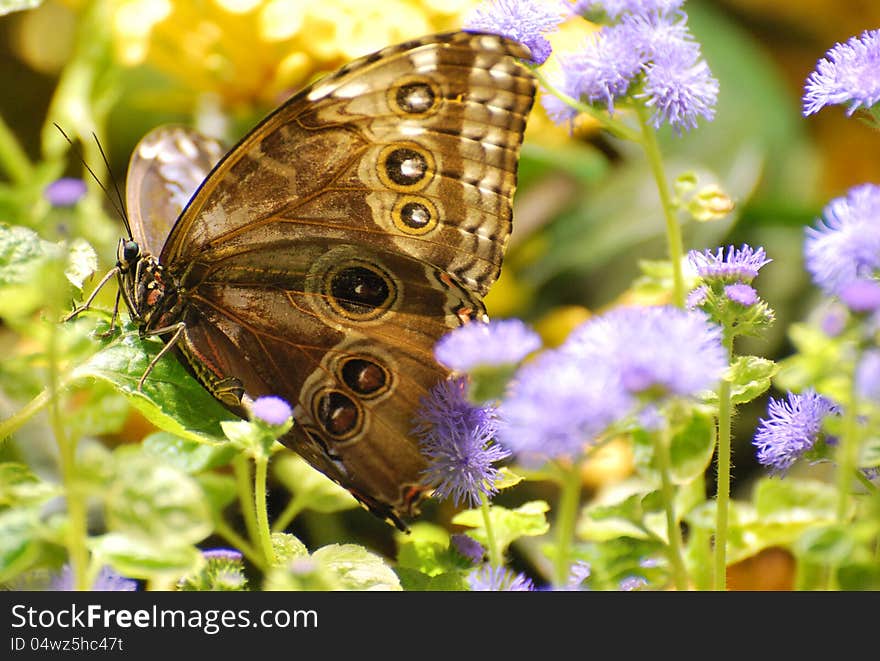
[468, 564, 535, 590]
[542, 2, 717, 131]
[498, 305, 724, 464]
[251, 395, 293, 426]
[804, 183, 880, 305]
[463, 0, 571, 64]
[752, 389, 839, 475]
[414, 377, 510, 507]
[687, 244, 771, 310]
[434, 318, 541, 372]
[803, 29, 880, 117]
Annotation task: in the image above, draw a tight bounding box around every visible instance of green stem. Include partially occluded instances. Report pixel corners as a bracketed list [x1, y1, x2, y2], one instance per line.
[480, 494, 502, 568]
[553, 461, 582, 587]
[233, 455, 260, 550]
[47, 311, 88, 590]
[271, 496, 304, 533]
[836, 349, 862, 522]
[0, 112, 34, 184]
[214, 518, 264, 572]
[634, 103, 687, 308]
[0, 388, 51, 443]
[713, 334, 735, 591]
[529, 66, 641, 142]
[253, 453, 275, 567]
[654, 426, 690, 590]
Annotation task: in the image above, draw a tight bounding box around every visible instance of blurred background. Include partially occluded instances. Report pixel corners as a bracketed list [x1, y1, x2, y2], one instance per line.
[2, 0, 879, 588]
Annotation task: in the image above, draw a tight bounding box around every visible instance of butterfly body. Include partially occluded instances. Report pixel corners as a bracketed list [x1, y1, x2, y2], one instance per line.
[86, 32, 536, 529]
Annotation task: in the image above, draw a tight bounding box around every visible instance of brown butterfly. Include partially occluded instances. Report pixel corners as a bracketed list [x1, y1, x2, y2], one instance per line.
[68, 32, 536, 530]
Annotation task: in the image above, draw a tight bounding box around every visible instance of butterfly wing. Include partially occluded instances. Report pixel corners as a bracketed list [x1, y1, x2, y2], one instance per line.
[156, 32, 536, 526]
[126, 126, 225, 256]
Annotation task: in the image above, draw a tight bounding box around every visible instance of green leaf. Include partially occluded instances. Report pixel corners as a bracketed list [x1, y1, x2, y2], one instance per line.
[395, 566, 468, 591]
[718, 355, 779, 405]
[452, 501, 550, 553]
[69, 323, 233, 444]
[858, 435, 880, 469]
[753, 477, 838, 523]
[0, 507, 41, 582]
[494, 467, 524, 491]
[143, 431, 238, 474]
[64, 238, 98, 290]
[309, 544, 402, 591]
[0, 463, 59, 506]
[395, 523, 470, 577]
[91, 533, 201, 581]
[669, 411, 716, 484]
[271, 454, 358, 514]
[0, 0, 42, 17]
[105, 448, 213, 546]
[195, 472, 238, 513]
[793, 524, 854, 566]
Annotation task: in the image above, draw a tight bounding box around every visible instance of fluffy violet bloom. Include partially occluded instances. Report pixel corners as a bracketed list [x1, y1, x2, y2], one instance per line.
[251, 396, 292, 425]
[202, 548, 243, 562]
[572, 0, 685, 18]
[44, 177, 87, 207]
[464, 0, 570, 64]
[804, 183, 880, 297]
[619, 575, 648, 590]
[724, 283, 758, 306]
[688, 244, 771, 284]
[752, 390, 839, 475]
[434, 319, 541, 372]
[414, 377, 509, 507]
[571, 24, 645, 113]
[498, 348, 629, 464]
[468, 564, 535, 591]
[686, 285, 709, 309]
[51, 564, 137, 591]
[839, 279, 880, 312]
[451, 534, 485, 563]
[803, 29, 880, 117]
[639, 48, 718, 131]
[565, 305, 727, 400]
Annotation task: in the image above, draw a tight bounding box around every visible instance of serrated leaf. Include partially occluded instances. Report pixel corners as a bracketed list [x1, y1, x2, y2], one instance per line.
[69, 324, 232, 444]
[395, 566, 468, 591]
[310, 544, 402, 591]
[271, 454, 357, 514]
[451, 501, 550, 552]
[143, 431, 238, 473]
[0, 507, 41, 582]
[716, 355, 778, 405]
[106, 448, 212, 545]
[0, 463, 59, 506]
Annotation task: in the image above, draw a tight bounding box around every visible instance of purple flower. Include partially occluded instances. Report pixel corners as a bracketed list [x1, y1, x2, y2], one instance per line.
[565, 305, 727, 400]
[202, 548, 243, 562]
[820, 305, 848, 337]
[451, 534, 485, 563]
[463, 0, 570, 65]
[804, 183, 880, 297]
[839, 279, 880, 312]
[688, 244, 771, 284]
[546, 7, 717, 132]
[803, 29, 880, 117]
[468, 564, 535, 591]
[753, 389, 839, 475]
[434, 319, 541, 371]
[686, 285, 709, 309]
[724, 283, 758, 307]
[251, 396, 292, 425]
[44, 178, 87, 207]
[857, 350, 880, 399]
[619, 575, 648, 590]
[51, 564, 137, 591]
[498, 348, 629, 464]
[414, 377, 510, 507]
[573, 1, 685, 19]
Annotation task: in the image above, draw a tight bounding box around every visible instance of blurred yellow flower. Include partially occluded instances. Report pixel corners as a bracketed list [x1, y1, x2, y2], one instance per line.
[110, 0, 475, 111]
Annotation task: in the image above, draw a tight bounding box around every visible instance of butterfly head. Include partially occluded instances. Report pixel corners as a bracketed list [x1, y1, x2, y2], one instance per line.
[116, 237, 141, 273]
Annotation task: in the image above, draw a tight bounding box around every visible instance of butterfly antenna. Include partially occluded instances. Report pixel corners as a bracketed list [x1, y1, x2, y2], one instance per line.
[52, 123, 132, 238]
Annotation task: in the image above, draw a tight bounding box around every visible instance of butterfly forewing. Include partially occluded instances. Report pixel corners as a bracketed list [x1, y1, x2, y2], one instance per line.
[126, 126, 225, 257]
[132, 32, 536, 527]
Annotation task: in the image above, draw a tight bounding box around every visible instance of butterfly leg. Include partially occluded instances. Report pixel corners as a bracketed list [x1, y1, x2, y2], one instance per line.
[62, 265, 120, 323]
[137, 321, 186, 391]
